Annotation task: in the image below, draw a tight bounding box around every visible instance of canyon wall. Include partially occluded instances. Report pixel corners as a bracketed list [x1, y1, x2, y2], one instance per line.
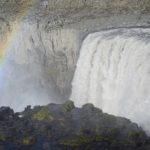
[0, 0, 150, 110]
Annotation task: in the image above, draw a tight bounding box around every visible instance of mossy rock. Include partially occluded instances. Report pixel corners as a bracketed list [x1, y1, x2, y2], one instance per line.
[0, 134, 5, 142]
[21, 137, 35, 146]
[62, 100, 75, 112]
[82, 103, 95, 111]
[32, 107, 54, 122]
[59, 135, 106, 148]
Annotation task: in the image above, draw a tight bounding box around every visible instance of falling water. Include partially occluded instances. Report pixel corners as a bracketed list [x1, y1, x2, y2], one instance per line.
[71, 28, 150, 133]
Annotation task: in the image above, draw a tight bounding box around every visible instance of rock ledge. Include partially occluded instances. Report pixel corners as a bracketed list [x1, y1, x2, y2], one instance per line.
[0, 101, 150, 150]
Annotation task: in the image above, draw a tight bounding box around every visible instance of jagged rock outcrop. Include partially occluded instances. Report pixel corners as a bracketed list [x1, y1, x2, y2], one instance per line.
[0, 101, 150, 150]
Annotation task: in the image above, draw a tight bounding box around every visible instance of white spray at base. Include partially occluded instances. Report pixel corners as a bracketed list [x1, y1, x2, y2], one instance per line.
[71, 28, 150, 134]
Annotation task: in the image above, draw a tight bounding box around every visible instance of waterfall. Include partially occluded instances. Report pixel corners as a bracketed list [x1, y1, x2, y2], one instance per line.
[71, 28, 150, 133]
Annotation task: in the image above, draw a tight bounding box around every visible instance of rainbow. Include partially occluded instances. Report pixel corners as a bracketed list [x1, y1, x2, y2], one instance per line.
[0, 0, 38, 64]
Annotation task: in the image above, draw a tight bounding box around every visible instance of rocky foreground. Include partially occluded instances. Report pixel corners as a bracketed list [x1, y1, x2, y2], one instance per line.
[0, 101, 149, 150]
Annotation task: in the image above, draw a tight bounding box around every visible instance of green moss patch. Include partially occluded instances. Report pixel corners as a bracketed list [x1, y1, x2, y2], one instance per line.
[32, 107, 54, 122]
[0, 134, 5, 142]
[21, 137, 35, 146]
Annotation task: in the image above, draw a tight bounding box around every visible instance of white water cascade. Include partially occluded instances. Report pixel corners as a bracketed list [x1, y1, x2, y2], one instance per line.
[71, 28, 150, 134]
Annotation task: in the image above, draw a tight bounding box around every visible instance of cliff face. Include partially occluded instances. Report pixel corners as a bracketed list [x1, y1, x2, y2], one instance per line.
[0, 0, 150, 110]
[2, 0, 150, 14]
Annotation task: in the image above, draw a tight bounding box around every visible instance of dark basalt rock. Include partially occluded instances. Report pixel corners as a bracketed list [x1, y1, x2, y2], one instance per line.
[0, 101, 149, 150]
